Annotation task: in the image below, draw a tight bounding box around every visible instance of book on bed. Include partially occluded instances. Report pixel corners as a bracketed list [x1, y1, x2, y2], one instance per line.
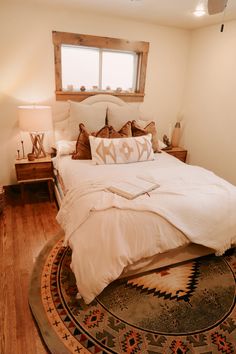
[108, 177, 160, 200]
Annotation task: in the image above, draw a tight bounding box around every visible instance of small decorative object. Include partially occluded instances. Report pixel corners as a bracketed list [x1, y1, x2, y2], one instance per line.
[80, 85, 86, 92]
[67, 84, 74, 91]
[21, 140, 25, 159]
[163, 134, 171, 148]
[16, 149, 20, 160]
[51, 147, 57, 158]
[116, 87, 122, 92]
[92, 86, 98, 91]
[106, 86, 111, 91]
[27, 153, 35, 161]
[171, 121, 181, 147]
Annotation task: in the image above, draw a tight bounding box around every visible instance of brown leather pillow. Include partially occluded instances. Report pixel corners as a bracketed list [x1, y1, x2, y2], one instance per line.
[109, 121, 132, 138]
[131, 120, 159, 153]
[72, 123, 110, 160]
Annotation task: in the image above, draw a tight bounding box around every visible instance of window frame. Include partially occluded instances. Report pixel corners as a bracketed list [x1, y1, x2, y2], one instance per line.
[52, 31, 149, 102]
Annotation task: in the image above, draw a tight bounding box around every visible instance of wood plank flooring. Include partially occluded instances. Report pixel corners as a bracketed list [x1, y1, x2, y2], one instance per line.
[0, 184, 61, 354]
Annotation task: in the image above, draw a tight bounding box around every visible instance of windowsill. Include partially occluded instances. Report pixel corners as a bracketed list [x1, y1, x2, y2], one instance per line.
[55, 91, 144, 102]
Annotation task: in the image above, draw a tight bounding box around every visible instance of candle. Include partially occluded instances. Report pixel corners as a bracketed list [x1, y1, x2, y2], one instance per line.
[168, 123, 172, 140]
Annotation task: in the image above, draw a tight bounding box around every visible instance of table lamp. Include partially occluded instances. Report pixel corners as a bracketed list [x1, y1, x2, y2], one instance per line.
[18, 105, 52, 158]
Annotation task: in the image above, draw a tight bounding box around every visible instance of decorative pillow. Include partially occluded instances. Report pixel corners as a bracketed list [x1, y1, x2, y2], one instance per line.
[109, 121, 132, 138]
[131, 120, 159, 153]
[134, 119, 152, 129]
[134, 119, 167, 150]
[72, 124, 110, 160]
[89, 134, 154, 165]
[68, 101, 107, 140]
[107, 105, 140, 131]
[56, 140, 76, 157]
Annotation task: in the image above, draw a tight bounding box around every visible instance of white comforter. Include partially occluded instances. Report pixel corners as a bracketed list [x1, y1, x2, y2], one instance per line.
[56, 154, 236, 304]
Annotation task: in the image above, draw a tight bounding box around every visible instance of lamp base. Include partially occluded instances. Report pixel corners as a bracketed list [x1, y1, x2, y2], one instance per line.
[30, 133, 46, 158]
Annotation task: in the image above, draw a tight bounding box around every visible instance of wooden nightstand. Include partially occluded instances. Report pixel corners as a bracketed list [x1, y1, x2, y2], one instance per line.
[15, 156, 54, 202]
[164, 147, 187, 162]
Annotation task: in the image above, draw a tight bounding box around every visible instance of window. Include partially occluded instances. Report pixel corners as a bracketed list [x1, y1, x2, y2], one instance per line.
[101, 50, 137, 91]
[61, 45, 99, 91]
[52, 31, 149, 102]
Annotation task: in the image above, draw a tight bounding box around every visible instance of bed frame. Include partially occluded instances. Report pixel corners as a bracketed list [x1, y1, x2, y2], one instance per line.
[53, 94, 215, 276]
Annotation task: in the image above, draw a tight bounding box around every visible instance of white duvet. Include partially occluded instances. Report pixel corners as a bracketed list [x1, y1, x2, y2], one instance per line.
[55, 153, 236, 304]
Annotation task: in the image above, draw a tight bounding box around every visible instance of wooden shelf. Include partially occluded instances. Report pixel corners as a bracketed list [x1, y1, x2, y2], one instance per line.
[55, 91, 144, 102]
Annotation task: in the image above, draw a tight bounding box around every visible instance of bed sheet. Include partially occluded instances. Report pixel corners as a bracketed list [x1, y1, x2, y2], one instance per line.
[53, 151, 182, 190]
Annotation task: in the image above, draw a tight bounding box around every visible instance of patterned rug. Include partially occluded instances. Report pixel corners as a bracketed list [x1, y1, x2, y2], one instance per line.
[29, 232, 236, 354]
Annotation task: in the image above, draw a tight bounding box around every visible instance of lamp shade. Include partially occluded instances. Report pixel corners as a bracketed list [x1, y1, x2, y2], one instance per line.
[18, 105, 52, 132]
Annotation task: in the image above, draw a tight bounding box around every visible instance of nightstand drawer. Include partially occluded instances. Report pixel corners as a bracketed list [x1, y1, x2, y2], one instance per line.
[169, 151, 187, 162]
[16, 162, 53, 181]
[164, 147, 187, 163]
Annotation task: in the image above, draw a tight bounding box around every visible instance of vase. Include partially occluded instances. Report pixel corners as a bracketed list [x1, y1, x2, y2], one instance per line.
[171, 122, 181, 147]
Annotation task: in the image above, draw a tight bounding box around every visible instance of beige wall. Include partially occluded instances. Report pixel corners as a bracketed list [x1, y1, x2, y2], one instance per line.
[183, 21, 236, 185]
[0, 1, 189, 185]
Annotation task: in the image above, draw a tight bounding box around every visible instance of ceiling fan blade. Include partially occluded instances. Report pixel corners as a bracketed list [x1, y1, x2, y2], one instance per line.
[208, 0, 228, 15]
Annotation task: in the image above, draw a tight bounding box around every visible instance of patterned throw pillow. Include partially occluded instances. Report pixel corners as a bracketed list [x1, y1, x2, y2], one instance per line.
[131, 120, 159, 153]
[72, 124, 110, 160]
[109, 121, 132, 138]
[89, 134, 154, 165]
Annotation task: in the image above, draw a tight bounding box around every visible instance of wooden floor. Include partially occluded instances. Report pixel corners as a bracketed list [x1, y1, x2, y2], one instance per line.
[0, 184, 61, 354]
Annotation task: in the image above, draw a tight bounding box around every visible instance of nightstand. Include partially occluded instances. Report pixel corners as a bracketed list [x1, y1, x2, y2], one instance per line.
[164, 147, 187, 162]
[15, 156, 54, 202]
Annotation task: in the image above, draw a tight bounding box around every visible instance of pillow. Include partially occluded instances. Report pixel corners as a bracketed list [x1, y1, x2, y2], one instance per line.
[53, 119, 70, 144]
[109, 121, 132, 138]
[131, 120, 159, 153]
[134, 119, 152, 129]
[68, 101, 107, 140]
[56, 140, 76, 157]
[72, 124, 110, 160]
[107, 105, 140, 131]
[89, 134, 154, 165]
[134, 119, 167, 150]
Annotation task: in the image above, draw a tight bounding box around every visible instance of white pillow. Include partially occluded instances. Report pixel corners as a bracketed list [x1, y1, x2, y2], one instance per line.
[54, 119, 70, 142]
[107, 105, 140, 131]
[89, 134, 154, 165]
[68, 101, 107, 140]
[56, 140, 76, 156]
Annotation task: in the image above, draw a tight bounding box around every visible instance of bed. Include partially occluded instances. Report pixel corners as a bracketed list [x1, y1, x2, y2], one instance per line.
[53, 94, 236, 304]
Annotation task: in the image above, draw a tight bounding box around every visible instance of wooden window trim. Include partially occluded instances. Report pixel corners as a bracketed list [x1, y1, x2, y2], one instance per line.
[52, 31, 149, 103]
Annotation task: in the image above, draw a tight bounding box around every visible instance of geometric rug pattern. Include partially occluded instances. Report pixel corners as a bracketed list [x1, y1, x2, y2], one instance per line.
[29, 234, 236, 353]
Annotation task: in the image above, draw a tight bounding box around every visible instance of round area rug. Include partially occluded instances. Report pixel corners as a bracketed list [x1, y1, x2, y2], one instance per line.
[29, 233, 236, 354]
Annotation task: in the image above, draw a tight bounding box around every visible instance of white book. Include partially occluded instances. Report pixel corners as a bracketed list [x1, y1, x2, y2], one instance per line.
[108, 177, 160, 200]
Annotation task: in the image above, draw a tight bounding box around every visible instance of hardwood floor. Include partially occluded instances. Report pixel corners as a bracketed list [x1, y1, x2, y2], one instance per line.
[0, 184, 61, 354]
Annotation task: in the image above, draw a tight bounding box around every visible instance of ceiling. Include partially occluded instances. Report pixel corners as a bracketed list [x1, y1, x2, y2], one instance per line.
[28, 0, 236, 29]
